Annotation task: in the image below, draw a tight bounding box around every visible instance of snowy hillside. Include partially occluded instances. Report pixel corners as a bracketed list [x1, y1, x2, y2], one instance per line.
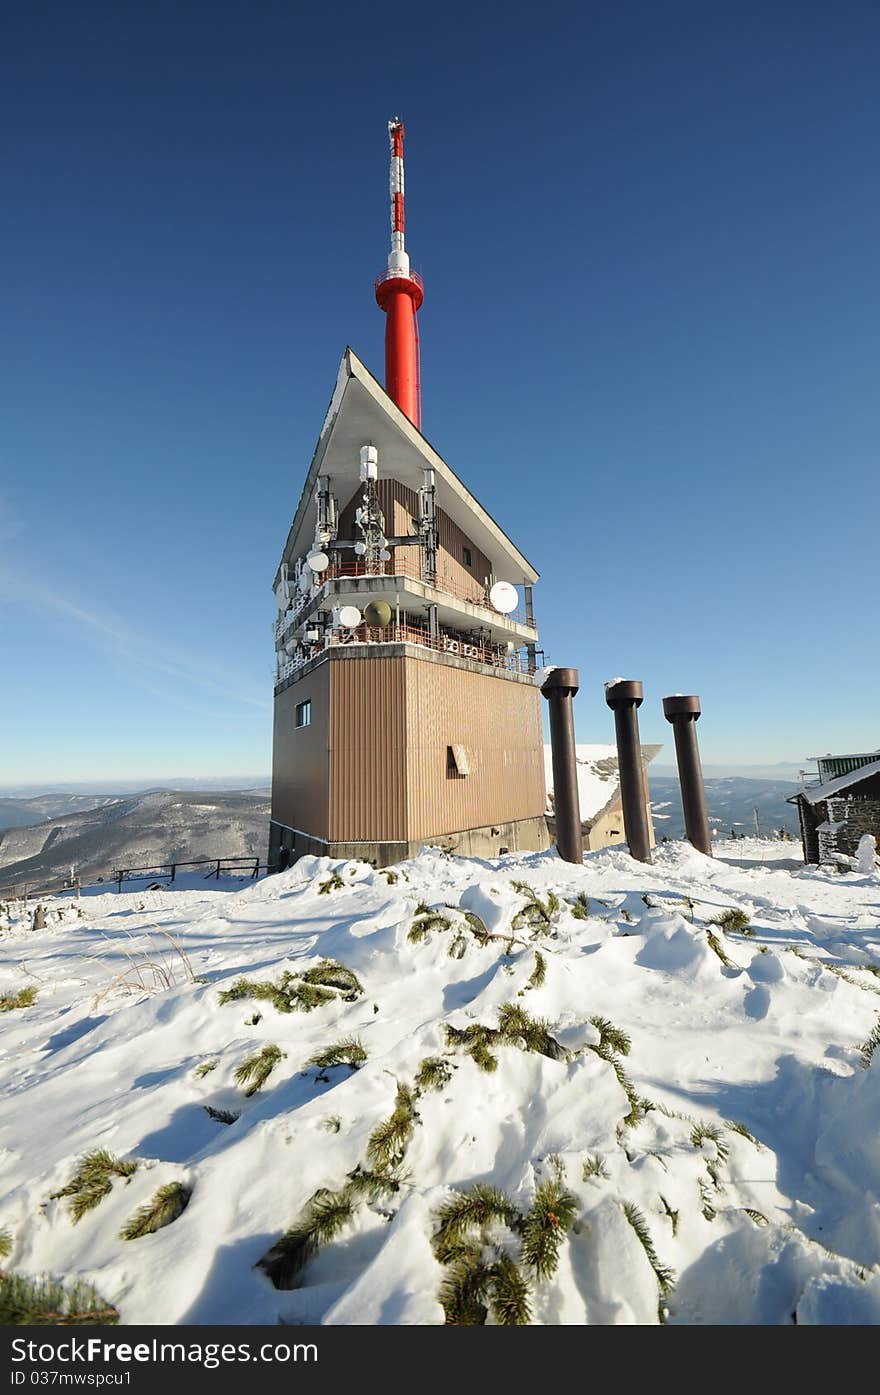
[0, 791, 270, 889]
[2, 840, 880, 1325]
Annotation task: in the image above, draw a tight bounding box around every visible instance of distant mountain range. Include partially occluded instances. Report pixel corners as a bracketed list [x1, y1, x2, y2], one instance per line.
[0, 791, 270, 891]
[650, 775, 801, 840]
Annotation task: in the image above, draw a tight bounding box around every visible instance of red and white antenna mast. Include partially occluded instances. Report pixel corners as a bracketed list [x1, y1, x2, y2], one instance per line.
[375, 117, 424, 428]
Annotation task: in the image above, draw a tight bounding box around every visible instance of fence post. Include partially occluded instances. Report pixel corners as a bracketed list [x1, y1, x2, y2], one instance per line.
[116, 870, 123, 893]
[215, 859, 221, 880]
[170, 864, 176, 884]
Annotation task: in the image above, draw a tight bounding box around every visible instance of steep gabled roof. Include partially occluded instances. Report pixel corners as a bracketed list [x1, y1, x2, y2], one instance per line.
[273, 349, 539, 589]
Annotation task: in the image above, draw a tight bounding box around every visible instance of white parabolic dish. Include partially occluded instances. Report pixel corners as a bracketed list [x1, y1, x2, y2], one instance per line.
[489, 581, 518, 614]
[307, 551, 329, 572]
[338, 606, 362, 629]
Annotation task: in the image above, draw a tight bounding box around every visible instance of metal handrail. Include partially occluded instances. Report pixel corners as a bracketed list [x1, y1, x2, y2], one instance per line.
[326, 557, 531, 628]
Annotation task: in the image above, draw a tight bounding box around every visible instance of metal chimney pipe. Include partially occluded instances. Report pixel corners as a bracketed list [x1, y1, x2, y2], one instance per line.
[605, 679, 652, 863]
[541, 668, 583, 865]
[662, 694, 712, 856]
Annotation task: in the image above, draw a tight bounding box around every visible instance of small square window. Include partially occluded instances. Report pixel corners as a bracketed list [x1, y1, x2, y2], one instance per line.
[447, 744, 470, 777]
[463, 547, 473, 567]
[295, 700, 311, 728]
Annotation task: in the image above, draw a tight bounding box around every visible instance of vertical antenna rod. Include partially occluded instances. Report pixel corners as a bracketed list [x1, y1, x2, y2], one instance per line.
[375, 117, 424, 428]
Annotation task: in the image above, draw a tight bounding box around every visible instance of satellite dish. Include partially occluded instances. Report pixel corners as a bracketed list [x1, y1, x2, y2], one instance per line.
[338, 605, 362, 629]
[354, 541, 367, 556]
[364, 600, 393, 627]
[379, 548, 392, 562]
[489, 581, 518, 614]
[307, 551, 329, 573]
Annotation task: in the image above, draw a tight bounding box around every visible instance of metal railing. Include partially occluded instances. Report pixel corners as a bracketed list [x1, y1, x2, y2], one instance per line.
[326, 557, 531, 628]
[0, 857, 267, 905]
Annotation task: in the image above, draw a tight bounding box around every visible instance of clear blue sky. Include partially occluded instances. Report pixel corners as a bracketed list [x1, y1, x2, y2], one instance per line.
[2, 1, 878, 785]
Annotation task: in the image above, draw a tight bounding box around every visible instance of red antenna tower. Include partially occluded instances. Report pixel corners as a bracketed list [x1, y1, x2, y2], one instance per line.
[375, 117, 424, 428]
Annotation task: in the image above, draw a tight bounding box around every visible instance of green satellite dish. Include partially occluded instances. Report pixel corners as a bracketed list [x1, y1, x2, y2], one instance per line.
[364, 600, 393, 627]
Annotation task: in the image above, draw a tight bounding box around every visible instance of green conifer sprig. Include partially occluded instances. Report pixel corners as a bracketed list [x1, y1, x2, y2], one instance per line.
[461, 911, 492, 945]
[408, 903, 453, 942]
[344, 1167, 401, 1203]
[859, 1018, 880, 1067]
[366, 1084, 419, 1171]
[0, 1230, 12, 1260]
[568, 893, 590, 921]
[414, 1057, 453, 1092]
[620, 1201, 675, 1296]
[193, 1059, 218, 1078]
[432, 1184, 524, 1264]
[710, 907, 752, 934]
[0, 986, 37, 1012]
[119, 1182, 191, 1241]
[443, 1023, 501, 1072]
[589, 1016, 632, 1057]
[50, 1151, 139, 1224]
[448, 931, 468, 959]
[485, 1254, 531, 1325]
[258, 1186, 355, 1289]
[725, 1119, 760, 1145]
[520, 1170, 577, 1280]
[0, 1272, 118, 1326]
[306, 1037, 367, 1073]
[437, 1243, 490, 1325]
[496, 1002, 566, 1060]
[317, 870, 346, 894]
[582, 1153, 609, 1180]
[204, 1106, 239, 1124]
[218, 961, 362, 1014]
[690, 1122, 729, 1186]
[234, 1044, 285, 1096]
[524, 952, 546, 991]
[510, 882, 560, 934]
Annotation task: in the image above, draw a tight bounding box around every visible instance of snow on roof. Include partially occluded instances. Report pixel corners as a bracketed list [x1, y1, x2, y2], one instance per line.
[544, 743, 661, 824]
[801, 757, 880, 806]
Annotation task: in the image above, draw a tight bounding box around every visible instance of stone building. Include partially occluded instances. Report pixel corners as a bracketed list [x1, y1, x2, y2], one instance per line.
[791, 750, 880, 864]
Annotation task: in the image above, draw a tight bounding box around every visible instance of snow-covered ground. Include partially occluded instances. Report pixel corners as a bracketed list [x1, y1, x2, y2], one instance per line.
[2, 839, 880, 1325]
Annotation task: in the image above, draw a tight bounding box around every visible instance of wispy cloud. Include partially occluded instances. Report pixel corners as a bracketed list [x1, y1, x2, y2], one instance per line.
[0, 563, 270, 713]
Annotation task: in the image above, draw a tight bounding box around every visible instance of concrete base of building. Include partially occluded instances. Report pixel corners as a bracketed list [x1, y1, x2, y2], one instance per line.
[268, 814, 552, 873]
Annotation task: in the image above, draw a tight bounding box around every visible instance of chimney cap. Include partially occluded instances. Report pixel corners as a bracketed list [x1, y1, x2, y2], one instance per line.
[605, 679, 643, 708]
[662, 694, 701, 721]
[541, 667, 579, 697]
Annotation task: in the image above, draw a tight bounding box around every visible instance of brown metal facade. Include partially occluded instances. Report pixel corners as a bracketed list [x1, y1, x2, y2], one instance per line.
[271, 650, 546, 848]
[271, 662, 330, 840]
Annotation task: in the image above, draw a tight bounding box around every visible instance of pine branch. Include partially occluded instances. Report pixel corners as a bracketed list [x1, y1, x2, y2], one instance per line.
[520, 1174, 577, 1280]
[306, 1037, 367, 1073]
[0, 1272, 118, 1325]
[193, 1059, 218, 1078]
[568, 893, 590, 921]
[589, 1016, 631, 1057]
[725, 1118, 760, 1146]
[497, 1002, 566, 1060]
[705, 928, 734, 967]
[443, 1023, 501, 1073]
[660, 1196, 679, 1236]
[487, 1254, 531, 1325]
[582, 1153, 609, 1180]
[366, 1083, 418, 1171]
[859, 1018, 880, 1068]
[234, 1044, 285, 1096]
[432, 1184, 523, 1264]
[0, 1230, 11, 1260]
[257, 1186, 355, 1289]
[438, 1243, 490, 1325]
[524, 951, 546, 990]
[414, 1056, 453, 1093]
[620, 1201, 675, 1296]
[317, 870, 346, 894]
[120, 1182, 191, 1240]
[50, 1151, 138, 1224]
[204, 1106, 239, 1124]
[710, 907, 751, 934]
[345, 1166, 401, 1202]
[299, 960, 363, 999]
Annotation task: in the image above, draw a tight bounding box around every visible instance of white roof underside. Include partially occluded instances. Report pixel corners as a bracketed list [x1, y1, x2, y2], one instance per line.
[274, 349, 539, 588]
[802, 757, 880, 805]
[544, 743, 662, 824]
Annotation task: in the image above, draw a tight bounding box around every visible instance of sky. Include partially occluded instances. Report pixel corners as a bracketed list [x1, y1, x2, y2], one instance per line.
[1, 1, 878, 785]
